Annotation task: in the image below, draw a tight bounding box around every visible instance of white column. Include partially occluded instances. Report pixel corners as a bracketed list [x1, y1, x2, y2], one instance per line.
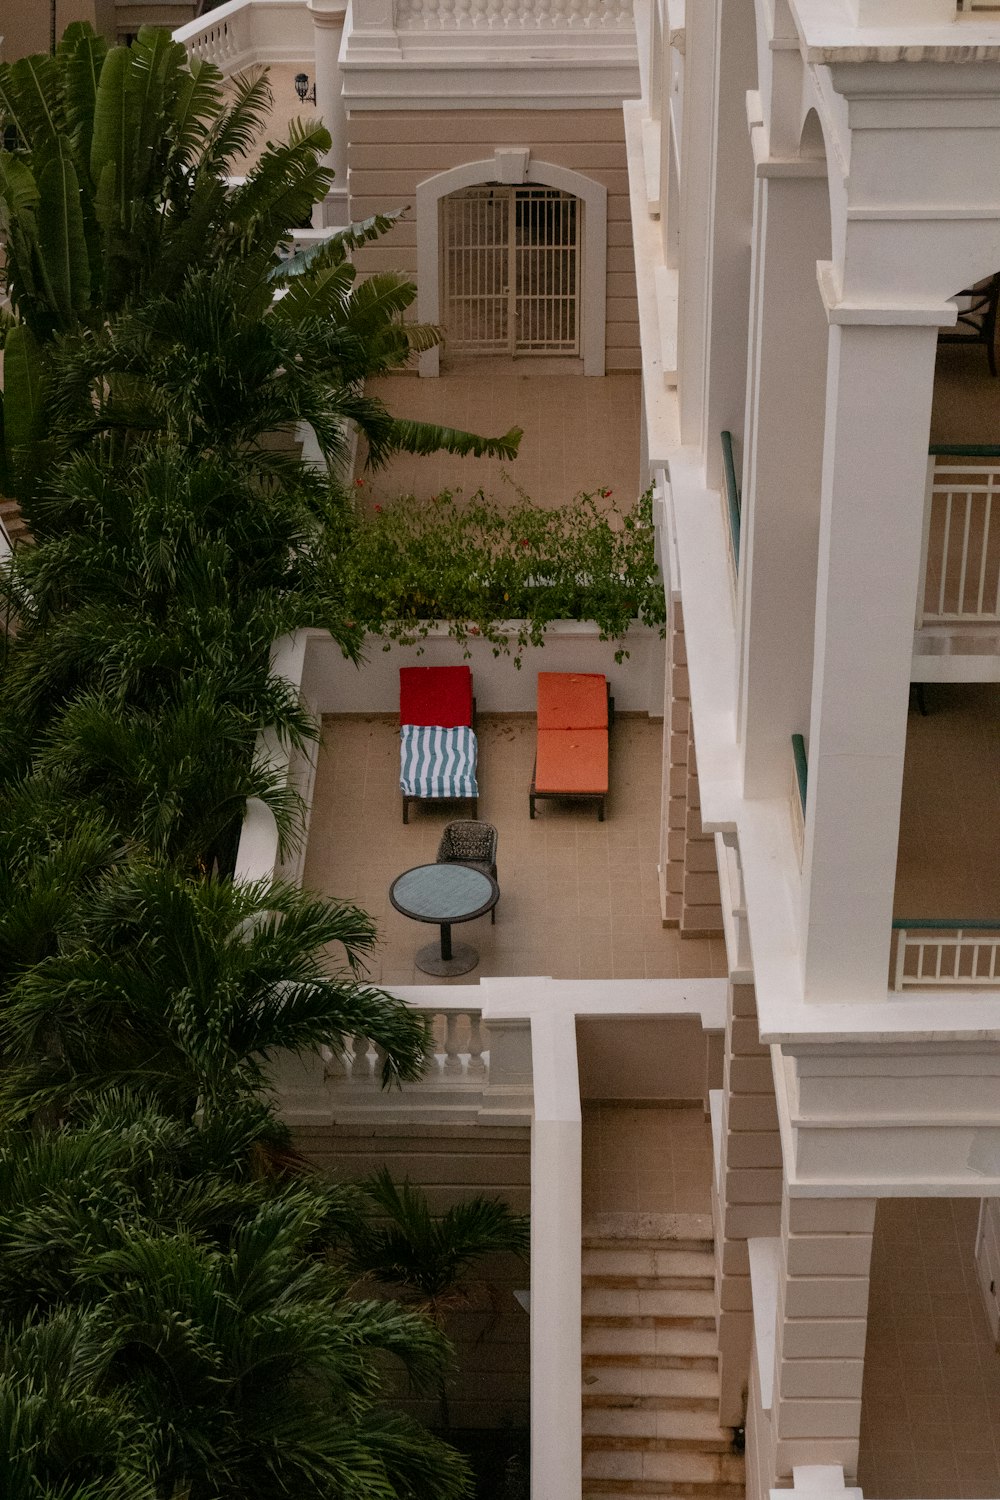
[698, 0, 756, 487]
[674, 0, 715, 447]
[738, 168, 829, 796]
[309, 0, 349, 228]
[800, 304, 942, 1005]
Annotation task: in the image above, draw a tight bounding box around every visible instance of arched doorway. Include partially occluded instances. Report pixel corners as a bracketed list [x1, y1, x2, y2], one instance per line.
[440, 184, 581, 358]
[415, 151, 607, 375]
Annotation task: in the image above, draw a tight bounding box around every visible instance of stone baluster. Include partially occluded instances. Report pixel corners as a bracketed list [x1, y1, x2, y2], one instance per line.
[443, 1012, 464, 1076]
[467, 1014, 487, 1078]
[351, 1034, 371, 1082]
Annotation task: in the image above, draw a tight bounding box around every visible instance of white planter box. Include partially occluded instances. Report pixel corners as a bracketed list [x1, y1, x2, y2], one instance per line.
[301, 618, 665, 717]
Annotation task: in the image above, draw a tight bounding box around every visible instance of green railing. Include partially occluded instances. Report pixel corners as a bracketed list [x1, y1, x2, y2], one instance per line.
[891, 918, 1000, 931]
[791, 733, 807, 813]
[928, 444, 1000, 458]
[720, 430, 741, 574]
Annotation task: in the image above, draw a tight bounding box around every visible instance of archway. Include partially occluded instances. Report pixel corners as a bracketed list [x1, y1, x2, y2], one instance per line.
[415, 151, 608, 376]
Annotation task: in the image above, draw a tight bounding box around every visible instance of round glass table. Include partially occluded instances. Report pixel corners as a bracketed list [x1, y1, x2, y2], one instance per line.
[389, 863, 499, 977]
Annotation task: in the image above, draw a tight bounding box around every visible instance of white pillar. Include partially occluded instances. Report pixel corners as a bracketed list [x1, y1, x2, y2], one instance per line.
[738, 168, 829, 797]
[695, 0, 756, 486]
[675, 0, 715, 447]
[308, 0, 349, 228]
[800, 303, 942, 1005]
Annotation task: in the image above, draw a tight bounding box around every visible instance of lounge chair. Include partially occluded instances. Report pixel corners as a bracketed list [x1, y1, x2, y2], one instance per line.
[529, 671, 613, 821]
[399, 666, 479, 824]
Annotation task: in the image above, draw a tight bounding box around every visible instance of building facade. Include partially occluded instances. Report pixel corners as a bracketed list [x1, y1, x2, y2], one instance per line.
[172, 2, 1000, 1498]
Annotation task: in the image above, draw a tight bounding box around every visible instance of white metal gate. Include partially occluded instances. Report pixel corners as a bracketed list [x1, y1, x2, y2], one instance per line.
[441, 185, 581, 357]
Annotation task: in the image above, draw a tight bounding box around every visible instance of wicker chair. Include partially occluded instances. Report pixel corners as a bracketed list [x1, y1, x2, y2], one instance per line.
[436, 821, 499, 923]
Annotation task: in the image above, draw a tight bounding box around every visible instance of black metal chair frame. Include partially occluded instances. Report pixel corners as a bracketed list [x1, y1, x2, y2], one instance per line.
[939, 273, 1000, 376]
[436, 821, 499, 923]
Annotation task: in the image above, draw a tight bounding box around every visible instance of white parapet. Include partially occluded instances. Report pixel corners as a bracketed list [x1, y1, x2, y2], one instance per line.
[173, 0, 314, 70]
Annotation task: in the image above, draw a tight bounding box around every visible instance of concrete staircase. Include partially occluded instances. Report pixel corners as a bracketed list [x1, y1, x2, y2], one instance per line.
[582, 1213, 744, 1499]
[0, 498, 31, 549]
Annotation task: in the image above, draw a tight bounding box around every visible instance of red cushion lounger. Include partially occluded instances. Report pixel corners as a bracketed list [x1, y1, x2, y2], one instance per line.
[399, 666, 477, 823]
[399, 665, 474, 730]
[530, 672, 613, 821]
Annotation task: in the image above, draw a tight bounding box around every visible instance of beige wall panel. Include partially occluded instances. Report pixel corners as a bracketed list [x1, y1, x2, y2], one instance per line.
[350, 140, 630, 174]
[347, 108, 638, 365]
[607, 273, 638, 299]
[607, 297, 639, 319]
[608, 221, 635, 246]
[2, 0, 95, 59]
[608, 246, 637, 275]
[347, 108, 625, 145]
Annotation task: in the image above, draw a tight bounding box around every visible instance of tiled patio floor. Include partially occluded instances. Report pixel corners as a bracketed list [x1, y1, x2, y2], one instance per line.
[582, 1103, 714, 1218]
[896, 683, 1000, 919]
[301, 713, 727, 987]
[859, 1197, 1000, 1500]
[358, 360, 643, 513]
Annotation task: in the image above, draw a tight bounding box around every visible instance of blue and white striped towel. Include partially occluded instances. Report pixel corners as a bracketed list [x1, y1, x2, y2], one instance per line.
[400, 724, 479, 800]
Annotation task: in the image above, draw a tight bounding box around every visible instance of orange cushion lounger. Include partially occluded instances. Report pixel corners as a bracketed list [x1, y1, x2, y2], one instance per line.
[536, 671, 608, 731]
[530, 673, 613, 822]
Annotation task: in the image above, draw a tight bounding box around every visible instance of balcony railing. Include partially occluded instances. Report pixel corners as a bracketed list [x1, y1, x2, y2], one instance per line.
[173, 0, 314, 73]
[891, 920, 1000, 990]
[720, 429, 741, 583]
[918, 447, 1000, 629]
[335, 1004, 489, 1089]
[271, 997, 533, 1125]
[394, 0, 633, 27]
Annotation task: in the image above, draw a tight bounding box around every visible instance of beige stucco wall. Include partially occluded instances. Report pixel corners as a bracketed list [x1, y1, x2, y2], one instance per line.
[1, 0, 96, 59]
[346, 108, 639, 371]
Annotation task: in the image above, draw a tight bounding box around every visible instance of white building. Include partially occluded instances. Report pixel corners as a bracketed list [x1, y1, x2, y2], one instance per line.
[176, 2, 1000, 1498]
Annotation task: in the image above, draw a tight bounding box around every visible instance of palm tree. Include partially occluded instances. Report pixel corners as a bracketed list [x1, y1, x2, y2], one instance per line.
[0, 868, 431, 1125]
[0, 1309, 155, 1500]
[0, 1100, 474, 1500]
[0, 27, 520, 500]
[347, 1168, 530, 1428]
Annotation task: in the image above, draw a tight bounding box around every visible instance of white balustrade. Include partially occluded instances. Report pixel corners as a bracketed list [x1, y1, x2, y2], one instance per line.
[332, 1006, 490, 1087]
[174, 0, 253, 67]
[173, 0, 315, 73]
[394, 0, 633, 29]
[892, 925, 1000, 989]
[918, 455, 1000, 628]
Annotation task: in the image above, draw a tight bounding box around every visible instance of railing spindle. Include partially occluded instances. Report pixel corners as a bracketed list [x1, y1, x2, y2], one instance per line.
[467, 1014, 487, 1077]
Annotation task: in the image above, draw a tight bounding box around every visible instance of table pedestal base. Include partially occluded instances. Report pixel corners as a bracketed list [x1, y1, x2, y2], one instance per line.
[415, 941, 479, 977]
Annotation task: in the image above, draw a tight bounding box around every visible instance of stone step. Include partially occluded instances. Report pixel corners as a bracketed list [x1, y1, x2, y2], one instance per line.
[583, 1408, 733, 1446]
[582, 1321, 718, 1360]
[587, 1332, 719, 1368]
[583, 1447, 744, 1486]
[583, 1393, 718, 1413]
[583, 1247, 716, 1280]
[582, 1482, 744, 1499]
[583, 1286, 717, 1320]
[584, 1274, 716, 1292]
[583, 1362, 718, 1401]
[583, 1212, 713, 1248]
